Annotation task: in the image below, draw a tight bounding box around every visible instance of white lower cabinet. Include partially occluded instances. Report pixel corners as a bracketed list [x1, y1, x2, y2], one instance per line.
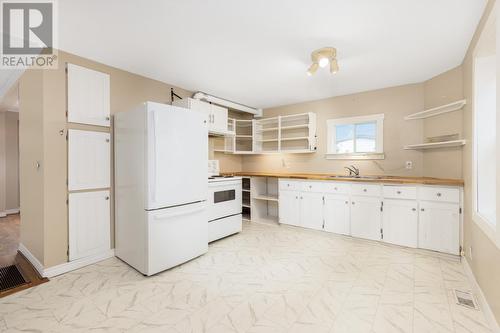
[300, 192, 324, 230]
[278, 190, 301, 226]
[419, 201, 460, 254]
[351, 195, 382, 241]
[278, 179, 461, 255]
[68, 190, 111, 261]
[323, 194, 350, 235]
[382, 199, 418, 248]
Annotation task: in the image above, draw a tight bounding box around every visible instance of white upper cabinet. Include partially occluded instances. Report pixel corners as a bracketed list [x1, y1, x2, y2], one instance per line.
[68, 190, 111, 261]
[68, 129, 110, 191]
[67, 64, 110, 127]
[173, 98, 229, 135]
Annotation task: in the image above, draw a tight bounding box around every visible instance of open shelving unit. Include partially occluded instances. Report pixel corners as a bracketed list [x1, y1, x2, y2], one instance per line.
[242, 177, 251, 221]
[404, 100, 467, 151]
[241, 177, 279, 224]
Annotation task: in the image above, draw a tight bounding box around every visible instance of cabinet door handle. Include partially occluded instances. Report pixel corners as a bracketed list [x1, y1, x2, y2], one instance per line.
[334, 187, 338, 191]
[412, 208, 416, 211]
[421, 208, 425, 212]
[295, 196, 298, 199]
[105, 138, 110, 143]
[300, 196, 303, 199]
[352, 201, 355, 205]
[397, 191, 401, 194]
[309, 185, 312, 188]
[345, 201, 349, 204]
[436, 193, 442, 197]
[105, 196, 110, 200]
[105, 116, 110, 121]
[363, 189, 367, 192]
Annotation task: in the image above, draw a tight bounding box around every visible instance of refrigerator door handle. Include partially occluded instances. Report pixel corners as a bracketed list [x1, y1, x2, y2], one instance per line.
[150, 110, 157, 203]
[152, 203, 206, 220]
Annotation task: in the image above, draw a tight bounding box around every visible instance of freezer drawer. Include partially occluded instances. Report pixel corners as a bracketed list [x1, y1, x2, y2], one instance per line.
[208, 214, 242, 243]
[146, 202, 208, 275]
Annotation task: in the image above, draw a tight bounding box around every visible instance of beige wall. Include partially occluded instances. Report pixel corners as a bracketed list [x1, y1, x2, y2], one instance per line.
[422, 67, 464, 178]
[242, 84, 428, 177]
[4, 111, 19, 211]
[19, 70, 45, 264]
[0, 111, 21, 214]
[461, 0, 500, 324]
[0, 112, 5, 214]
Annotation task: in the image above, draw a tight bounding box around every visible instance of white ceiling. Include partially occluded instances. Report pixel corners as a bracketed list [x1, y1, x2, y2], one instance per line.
[59, 0, 487, 109]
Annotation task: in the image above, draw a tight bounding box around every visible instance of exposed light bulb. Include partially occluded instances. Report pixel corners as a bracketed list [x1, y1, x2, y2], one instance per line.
[307, 63, 319, 76]
[318, 57, 329, 68]
[330, 59, 339, 74]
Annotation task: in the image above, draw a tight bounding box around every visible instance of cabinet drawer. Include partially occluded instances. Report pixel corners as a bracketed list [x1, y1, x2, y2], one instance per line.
[279, 179, 300, 191]
[383, 185, 417, 200]
[301, 181, 324, 192]
[351, 183, 381, 197]
[419, 187, 459, 203]
[323, 182, 351, 194]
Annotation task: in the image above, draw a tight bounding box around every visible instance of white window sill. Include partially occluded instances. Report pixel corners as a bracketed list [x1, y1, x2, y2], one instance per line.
[325, 153, 385, 160]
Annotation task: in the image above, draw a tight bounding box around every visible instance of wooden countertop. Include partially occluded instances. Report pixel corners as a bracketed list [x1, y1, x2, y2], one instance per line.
[222, 172, 464, 186]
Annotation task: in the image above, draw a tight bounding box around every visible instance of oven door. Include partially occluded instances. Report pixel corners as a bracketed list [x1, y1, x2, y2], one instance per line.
[208, 181, 242, 221]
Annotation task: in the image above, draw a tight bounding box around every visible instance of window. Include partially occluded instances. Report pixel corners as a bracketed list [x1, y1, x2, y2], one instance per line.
[327, 114, 384, 159]
[472, 3, 498, 248]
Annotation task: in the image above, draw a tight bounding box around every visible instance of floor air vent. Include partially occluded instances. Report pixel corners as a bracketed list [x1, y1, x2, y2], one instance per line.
[454, 289, 479, 310]
[0, 265, 28, 292]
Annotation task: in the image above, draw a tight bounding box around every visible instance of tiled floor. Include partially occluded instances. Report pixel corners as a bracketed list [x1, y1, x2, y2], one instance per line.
[0, 222, 493, 332]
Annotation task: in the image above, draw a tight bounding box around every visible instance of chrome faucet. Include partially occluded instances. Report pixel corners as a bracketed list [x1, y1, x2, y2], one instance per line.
[344, 165, 360, 177]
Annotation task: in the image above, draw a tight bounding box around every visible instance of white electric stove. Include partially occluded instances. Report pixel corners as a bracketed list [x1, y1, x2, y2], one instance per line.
[207, 161, 242, 242]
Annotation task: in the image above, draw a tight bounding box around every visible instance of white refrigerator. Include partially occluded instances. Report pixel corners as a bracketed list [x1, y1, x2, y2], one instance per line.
[114, 101, 208, 276]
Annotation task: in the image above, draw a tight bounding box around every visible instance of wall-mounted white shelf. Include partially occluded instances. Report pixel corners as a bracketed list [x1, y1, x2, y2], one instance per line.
[404, 139, 466, 150]
[404, 99, 466, 120]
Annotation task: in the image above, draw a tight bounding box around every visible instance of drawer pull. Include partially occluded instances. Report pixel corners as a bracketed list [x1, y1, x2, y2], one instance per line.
[287, 184, 290, 187]
[363, 189, 367, 192]
[397, 191, 401, 194]
[352, 201, 355, 205]
[436, 193, 442, 197]
[309, 185, 312, 188]
[105, 196, 110, 200]
[334, 187, 338, 190]
[421, 208, 425, 212]
[345, 201, 349, 204]
[300, 196, 303, 199]
[412, 208, 416, 211]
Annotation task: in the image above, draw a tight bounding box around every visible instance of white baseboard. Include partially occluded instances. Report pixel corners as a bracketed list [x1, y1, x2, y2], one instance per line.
[462, 258, 500, 333]
[0, 208, 20, 217]
[44, 249, 115, 278]
[18, 243, 115, 278]
[18, 243, 45, 277]
[5, 208, 20, 215]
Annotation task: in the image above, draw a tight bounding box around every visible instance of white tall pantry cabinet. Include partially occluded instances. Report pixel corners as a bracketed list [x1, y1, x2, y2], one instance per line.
[66, 63, 112, 262]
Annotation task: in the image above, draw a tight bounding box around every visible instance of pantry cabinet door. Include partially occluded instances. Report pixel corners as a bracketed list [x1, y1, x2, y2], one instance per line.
[68, 190, 111, 261]
[350, 195, 382, 241]
[324, 194, 350, 235]
[68, 129, 110, 191]
[67, 63, 110, 127]
[300, 192, 324, 231]
[279, 191, 300, 226]
[418, 201, 460, 255]
[382, 199, 418, 248]
[210, 104, 228, 134]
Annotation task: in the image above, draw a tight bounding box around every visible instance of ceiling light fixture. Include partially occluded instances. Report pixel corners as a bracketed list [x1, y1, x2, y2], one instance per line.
[307, 47, 339, 76]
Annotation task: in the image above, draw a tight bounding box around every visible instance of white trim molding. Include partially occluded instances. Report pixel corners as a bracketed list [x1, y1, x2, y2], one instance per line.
[44, 249, 115, 278]
[0, 208, 20, 217]
[18, 243, 115, 278]
[462, 258, 500, 333]
[18, 243, 44, 277]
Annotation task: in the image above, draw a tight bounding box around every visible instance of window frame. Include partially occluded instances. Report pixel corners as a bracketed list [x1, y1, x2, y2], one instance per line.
[471, 2, 500, 249]
[326, 113, 385, 160]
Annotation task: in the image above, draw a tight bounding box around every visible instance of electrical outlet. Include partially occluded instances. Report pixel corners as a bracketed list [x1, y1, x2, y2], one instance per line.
[405, 161, 413, 170]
